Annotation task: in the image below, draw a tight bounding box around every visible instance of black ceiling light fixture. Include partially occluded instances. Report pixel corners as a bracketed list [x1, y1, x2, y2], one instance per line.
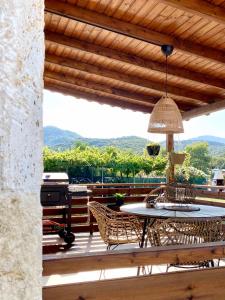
[161, 44, 174, 57]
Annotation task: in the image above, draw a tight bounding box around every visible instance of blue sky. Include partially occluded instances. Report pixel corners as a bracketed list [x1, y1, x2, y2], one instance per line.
[43, 90, 225, 142]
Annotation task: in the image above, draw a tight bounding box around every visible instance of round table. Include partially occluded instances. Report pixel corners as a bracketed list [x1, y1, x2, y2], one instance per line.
[120, 202, 225, 247]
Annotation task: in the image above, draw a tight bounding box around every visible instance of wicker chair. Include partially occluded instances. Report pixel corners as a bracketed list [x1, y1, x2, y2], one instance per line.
[147, 217, 223, 270]
[144, 182, 196, 206]
[88, 201, 142, 250]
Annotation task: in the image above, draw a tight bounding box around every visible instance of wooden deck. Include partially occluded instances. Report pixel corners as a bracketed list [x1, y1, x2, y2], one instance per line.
[43, 232, 225, 286]
[43, 232, 164, 286]
[43, 239, 225, 300]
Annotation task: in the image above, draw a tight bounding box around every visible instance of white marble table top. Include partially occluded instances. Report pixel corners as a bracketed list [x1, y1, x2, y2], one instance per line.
[120, 202, 225, 219]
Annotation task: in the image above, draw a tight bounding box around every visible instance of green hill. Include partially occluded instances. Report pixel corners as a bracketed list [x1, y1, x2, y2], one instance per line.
[44, 126, 148, 153]
[78, 136, 148, 154]
[44, 126, 225, 156]
[44, 126, 82, 150]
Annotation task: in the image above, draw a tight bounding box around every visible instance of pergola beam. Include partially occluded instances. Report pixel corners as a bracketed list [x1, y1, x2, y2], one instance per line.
[45, 53, 214, 105]
[160, 0, 225, 25]
[45, 0, 225, 64]
[44, 79, 152, 114]
[44, 71, 155, 107]
[44, 69, 197, 111]
[182, 99, 225, 120]
[45, 31, 225, 90]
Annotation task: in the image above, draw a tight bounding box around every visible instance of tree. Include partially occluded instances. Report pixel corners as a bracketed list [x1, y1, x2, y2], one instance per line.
[176, 166, 208, 184]
[43, 144, 169, 181]
[185, 142, 211, 174]
[211, 156, 225, 169]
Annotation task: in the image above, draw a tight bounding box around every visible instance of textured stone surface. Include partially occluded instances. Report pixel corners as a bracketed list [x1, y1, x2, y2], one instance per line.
[0, 1, 44, 299]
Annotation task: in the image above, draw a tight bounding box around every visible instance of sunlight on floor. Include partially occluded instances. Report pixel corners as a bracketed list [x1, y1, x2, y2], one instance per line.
[43, 232, 224, 287]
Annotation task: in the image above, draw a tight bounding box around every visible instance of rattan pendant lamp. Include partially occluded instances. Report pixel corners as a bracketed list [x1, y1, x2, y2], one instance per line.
[148, 45, 184, 134]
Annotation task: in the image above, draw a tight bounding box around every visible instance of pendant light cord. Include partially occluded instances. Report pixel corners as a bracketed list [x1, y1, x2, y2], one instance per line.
[165, 54, 168, 97]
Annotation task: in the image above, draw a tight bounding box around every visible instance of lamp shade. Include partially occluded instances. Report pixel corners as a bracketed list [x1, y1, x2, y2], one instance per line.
[148, 96, 184, 134]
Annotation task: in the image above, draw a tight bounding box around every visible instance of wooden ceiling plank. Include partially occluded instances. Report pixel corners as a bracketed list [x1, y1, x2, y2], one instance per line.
[44, 80, 152, 114]
[110, 0, 135, 20]
[160, 0, 225, 25]
[45, 0, 225, 64]
[182, 99, 225, 120]
[45, 52, 216, 104]
[45, 31, 225, 89]
[119, 0, 151, 23]
[44, 69, 196, 111]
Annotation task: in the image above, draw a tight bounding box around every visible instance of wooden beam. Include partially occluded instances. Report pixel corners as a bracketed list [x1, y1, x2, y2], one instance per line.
[182, 99, 225, 120]
[45, 0, 225, 64]
[44, 70, 156, 106]
[44, 80, 152, 114]
[43, 268, 225, 300]
[45, 53, 214, 105]
[43, 242, 225, 276]
[44, 69, 196, 111]
[45, 31, 225, 90]
[161, 0, 225, 25]
[45, 76, 154, 108]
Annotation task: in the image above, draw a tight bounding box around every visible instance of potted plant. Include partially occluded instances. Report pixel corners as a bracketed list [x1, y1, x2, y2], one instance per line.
[114, 193, 126, 207]
[170, 152, 186, 165]
[146, 142, 160, 156]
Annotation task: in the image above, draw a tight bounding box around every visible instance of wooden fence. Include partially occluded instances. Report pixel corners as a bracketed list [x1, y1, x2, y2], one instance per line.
[43, 241, 225, 300]
[42, 183, 225, 235]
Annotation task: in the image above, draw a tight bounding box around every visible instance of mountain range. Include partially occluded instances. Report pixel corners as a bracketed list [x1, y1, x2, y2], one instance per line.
[44, 126, 225, 156]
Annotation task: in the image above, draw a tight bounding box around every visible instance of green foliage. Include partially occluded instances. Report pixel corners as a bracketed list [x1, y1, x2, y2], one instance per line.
[43, 144, 168, 180]
[146, 142, 160, 147]
[114, 193, 126, 206]
[175, 166, 208, 184]
[211, 156, 225, 169]
[114, 193, 126, 200]
[175, 152, 208, 184]
[43, 141, 215, 184]
[152, 156, 168, 176]
[185, 142, 211, 174]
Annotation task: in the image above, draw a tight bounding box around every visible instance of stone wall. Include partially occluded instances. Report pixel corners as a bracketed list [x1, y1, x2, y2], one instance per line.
[0, 1, 44, 299]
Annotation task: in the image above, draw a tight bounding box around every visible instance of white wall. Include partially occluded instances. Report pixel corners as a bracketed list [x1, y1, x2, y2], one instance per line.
[0, 1, 44, 299]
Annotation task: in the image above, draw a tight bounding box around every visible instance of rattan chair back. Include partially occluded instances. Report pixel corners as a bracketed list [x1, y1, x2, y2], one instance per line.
[148, 217, 223, 246]
[144, 183, 196, 206]
[147, 217, 223, 266]
[88, 201, 142, 247]
[166, 183, 196, 204]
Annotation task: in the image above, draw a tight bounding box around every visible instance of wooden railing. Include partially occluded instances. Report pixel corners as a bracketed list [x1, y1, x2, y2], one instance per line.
[194, 184, 225, 201]
[42, 183, 225, 235]
[43, 182, 162, 234]
[43, 241, 225, 300]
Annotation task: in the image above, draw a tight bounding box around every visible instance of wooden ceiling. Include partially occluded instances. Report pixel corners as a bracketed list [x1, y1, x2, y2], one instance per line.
[44, 0, 225, 119]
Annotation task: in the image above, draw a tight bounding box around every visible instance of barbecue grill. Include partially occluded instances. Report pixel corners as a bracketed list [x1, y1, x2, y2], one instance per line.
[41, 172, 75, 244]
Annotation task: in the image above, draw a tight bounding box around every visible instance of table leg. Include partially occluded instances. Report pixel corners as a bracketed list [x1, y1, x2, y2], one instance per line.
[140, 218, 148, 248]
[137, 218, 149, 276]
[137, 218, 156, 276]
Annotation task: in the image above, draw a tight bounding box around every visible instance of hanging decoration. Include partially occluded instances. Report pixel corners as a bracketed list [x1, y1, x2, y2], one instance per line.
[148, 45, 184, 134]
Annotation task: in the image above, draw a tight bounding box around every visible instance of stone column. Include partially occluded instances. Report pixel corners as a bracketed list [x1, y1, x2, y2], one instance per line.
[0, 1, 44, 299]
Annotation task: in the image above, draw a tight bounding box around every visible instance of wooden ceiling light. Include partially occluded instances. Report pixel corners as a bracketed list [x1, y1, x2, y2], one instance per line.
[148, 45, 184, 134]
